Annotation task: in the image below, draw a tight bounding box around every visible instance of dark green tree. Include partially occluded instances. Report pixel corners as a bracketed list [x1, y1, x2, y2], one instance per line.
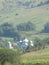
[17, 22, 35, 31]
[42, 22, 49, 33]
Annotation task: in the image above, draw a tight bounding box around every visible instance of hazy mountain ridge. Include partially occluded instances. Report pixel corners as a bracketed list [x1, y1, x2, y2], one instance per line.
[0, 0, 49, 14]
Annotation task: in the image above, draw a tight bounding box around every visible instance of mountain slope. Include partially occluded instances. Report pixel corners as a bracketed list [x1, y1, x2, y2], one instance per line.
[20, 47, 49, 65]
[0, 4, 49, 31]
[0, 0, 49, 39]
[0, 0, 49, 14]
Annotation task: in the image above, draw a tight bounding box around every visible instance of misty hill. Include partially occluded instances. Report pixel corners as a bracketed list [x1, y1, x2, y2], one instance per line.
[0, 0, 49, 14]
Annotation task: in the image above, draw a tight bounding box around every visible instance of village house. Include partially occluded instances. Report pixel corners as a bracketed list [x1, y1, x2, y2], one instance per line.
[16, 38, 34, 50]
[7, 38, 34, 50]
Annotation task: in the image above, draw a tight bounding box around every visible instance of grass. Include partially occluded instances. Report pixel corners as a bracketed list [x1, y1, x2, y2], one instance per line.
[20, 31, 49, 41]
[0, 37, 13, 41]
[0, 33, 49, 42]
[4, 61, 12, 65]
[0, 1, 49, 65]
[0, 3, 49, 44]
[0, 4, 49, 31]
[20, 47, 49, 65]
[0, 4, 49, 41]
[0, 47, 49, 65]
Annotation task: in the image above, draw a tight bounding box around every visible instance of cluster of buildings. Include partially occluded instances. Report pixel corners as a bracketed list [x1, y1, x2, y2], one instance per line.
[7, 38, 34, 50]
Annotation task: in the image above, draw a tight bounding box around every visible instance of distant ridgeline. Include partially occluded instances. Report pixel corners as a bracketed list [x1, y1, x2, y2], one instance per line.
[0, 0, 49, 13]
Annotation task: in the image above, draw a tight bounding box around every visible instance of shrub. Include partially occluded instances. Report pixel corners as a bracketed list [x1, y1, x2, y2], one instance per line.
[17, 22, 35, 31]
[0, 49, 20, 65]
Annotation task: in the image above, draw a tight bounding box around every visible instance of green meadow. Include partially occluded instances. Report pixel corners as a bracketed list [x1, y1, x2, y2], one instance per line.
[20, 47, 49, 65]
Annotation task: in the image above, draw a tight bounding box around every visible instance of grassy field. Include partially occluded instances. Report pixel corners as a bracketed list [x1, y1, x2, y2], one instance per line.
[0, 49, 49, 65]
[0, 47, 49, 65]
[20, 47, 49, 65]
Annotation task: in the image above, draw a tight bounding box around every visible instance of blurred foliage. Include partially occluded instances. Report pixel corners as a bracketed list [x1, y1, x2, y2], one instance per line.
[17, 22, 35, 31]
[0, 49, 20, 65]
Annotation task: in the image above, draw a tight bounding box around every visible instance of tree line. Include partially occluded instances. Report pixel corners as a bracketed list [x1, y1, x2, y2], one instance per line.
[41, 22, 49, 33]
[0, 22, 49, 38]
[0, 22, 49, 51]
[0, 22, 35, 37]
[17, 22, 35, 31]
[0, 22, 20, 40]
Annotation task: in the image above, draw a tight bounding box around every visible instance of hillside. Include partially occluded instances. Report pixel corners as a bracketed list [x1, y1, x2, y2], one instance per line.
[0, 4, 49, 31]
[0, 0, 49, 40]
[0, 0, 49, 14]
[0, 1, 49, 65]
[20, 47, 49, 65]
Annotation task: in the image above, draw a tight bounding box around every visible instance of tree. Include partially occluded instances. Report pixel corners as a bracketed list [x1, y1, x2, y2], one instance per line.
[43, 37, 49, 45]
[34, 38, 46, 50]
[17, 22, 35, 31]
[42, 22, 49, 33]
[0, 23, 21, 39]
[0, 49, 20, 65]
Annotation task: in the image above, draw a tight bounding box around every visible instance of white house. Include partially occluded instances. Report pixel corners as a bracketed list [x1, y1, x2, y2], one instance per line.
[16, 38, 34, 50]
[30, 41, 34, 46]
[8, 41, 13, 49]
[23, 38, 29, 43]
[6, 38, 34, 50]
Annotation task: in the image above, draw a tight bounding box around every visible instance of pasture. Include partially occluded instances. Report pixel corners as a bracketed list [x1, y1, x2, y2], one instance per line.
[20, 47, 49, 65]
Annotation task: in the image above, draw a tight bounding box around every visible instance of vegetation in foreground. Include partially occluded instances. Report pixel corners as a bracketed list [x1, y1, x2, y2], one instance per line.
[0, 47, 49, 65]
[0, 49, 20, 65]
[20, 47, 49, 65]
